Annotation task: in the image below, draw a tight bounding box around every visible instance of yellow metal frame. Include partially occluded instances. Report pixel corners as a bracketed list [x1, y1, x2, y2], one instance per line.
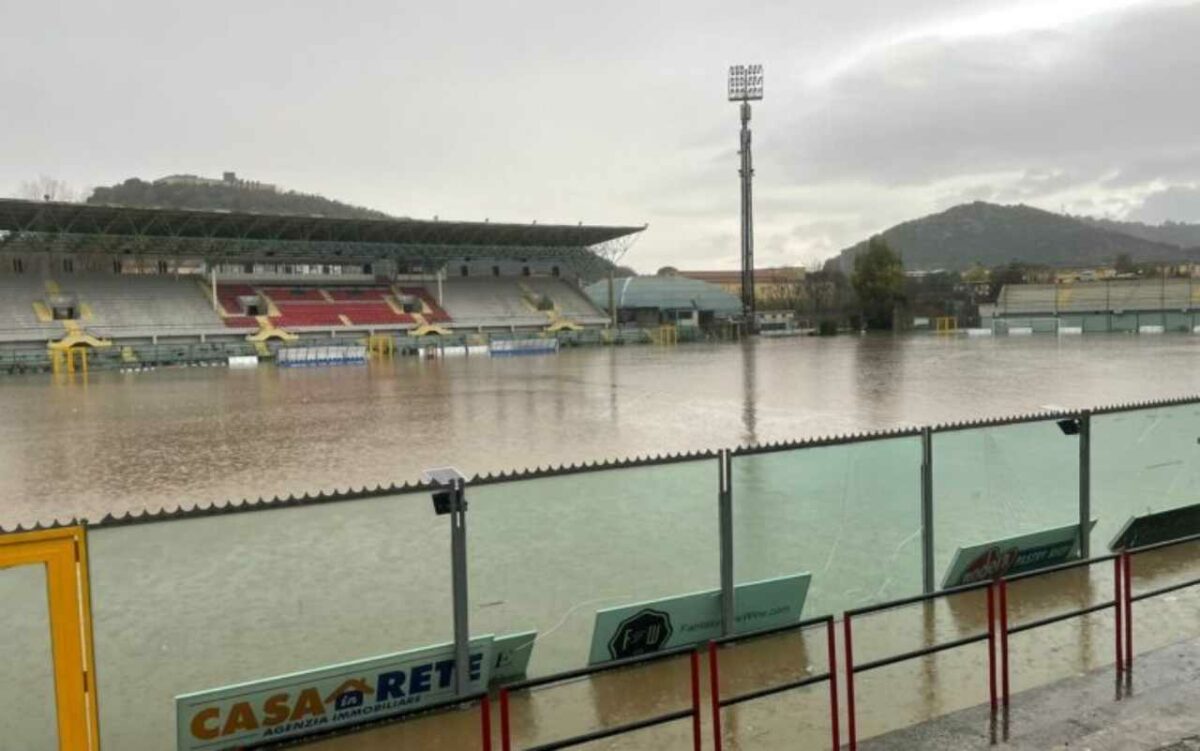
[0, 527, 100, 750]
[934, 316, 958, 333]
[50, 347, 90, 376]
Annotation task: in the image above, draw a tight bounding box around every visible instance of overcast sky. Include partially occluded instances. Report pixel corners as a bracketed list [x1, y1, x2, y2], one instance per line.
[3, 0, 1199, 271]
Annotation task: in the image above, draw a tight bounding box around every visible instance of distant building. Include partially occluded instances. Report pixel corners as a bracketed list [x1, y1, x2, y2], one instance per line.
[1053, 267, 1118, 284]
[985, 277, 1200, 333]
[675, 267, 805, 308]
[583, 276, 741, 327]
[154, 171, 277, 192]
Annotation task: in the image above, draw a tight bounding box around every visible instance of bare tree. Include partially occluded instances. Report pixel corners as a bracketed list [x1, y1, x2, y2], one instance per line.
[17, 175, 81, 202]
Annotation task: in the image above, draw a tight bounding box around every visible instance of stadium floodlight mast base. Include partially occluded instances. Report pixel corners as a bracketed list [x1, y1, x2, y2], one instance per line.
[728, 64, 763, 330]
[424, 466, 471, 696]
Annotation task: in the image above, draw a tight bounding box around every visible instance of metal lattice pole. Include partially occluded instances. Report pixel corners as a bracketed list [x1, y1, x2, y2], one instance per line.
[729, 65, 763, 329]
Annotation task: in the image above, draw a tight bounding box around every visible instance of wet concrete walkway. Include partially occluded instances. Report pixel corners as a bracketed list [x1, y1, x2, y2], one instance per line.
[863, 636, 1200, 750]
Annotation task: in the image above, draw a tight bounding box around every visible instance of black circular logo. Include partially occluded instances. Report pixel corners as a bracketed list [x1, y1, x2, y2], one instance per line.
[608, 608, 674, 660]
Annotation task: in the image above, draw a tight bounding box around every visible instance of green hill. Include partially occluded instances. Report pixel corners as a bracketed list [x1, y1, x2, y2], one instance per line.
[1078, 216, 1200, 249]
[832, 202, 1194, 273]
[87, 176, 394, 219]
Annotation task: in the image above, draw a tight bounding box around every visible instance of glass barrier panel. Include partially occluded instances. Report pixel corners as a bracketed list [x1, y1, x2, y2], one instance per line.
[0, 563, 57, 750]
[933, 419, 1079, 579]
[467, 459, 719, 677]
[732, 436, 923, 617]
[89, 491, 449, 749]
[1166, 312, 1191, 332]
[1092, 402, 1200, 551]
[1111, 313, 1137, 332]
[1082, 314, 1109, 333]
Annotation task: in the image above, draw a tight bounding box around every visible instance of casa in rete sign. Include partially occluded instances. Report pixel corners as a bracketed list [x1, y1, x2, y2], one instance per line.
[176, 631, 535, 750]
[941, 521, 1095, 589]
[587, 573, 810, 665]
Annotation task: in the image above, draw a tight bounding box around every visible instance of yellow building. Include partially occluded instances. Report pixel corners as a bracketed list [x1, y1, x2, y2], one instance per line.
[676, 268, 806, 308]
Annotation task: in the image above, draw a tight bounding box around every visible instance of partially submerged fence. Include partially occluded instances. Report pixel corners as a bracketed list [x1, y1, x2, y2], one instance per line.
[6, 395, 1200, 749]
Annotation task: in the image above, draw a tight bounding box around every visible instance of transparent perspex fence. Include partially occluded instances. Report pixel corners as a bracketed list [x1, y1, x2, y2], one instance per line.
[0, 563, 58, 751]
[88, 491, 450, 749]
[466, 458, 720, 677]
[1092, 402, 1200, 552]
[932, 419, 1080, 582]
[732, 435, 924, 617]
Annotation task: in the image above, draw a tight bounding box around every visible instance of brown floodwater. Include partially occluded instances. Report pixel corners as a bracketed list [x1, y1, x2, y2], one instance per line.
[5, 333, 1200, 749]
[3, 333, 1200, 527]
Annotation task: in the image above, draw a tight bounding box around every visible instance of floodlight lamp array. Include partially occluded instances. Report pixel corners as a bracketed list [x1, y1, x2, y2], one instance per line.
[727, 64, 764, 101]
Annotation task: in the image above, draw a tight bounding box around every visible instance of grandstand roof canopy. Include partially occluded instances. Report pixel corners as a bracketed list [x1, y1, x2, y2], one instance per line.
[0, 199, 642, 247]
[0, 199, 644, 272]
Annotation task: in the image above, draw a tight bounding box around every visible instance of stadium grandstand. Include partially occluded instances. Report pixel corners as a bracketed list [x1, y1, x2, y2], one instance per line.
[983, 278, 1200, 333]
[0, 199, 642, 371]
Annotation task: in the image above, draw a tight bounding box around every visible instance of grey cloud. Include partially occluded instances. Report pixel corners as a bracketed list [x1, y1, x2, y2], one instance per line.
[773, 3, 1200, 191]
[1130, 186, 1200, 223]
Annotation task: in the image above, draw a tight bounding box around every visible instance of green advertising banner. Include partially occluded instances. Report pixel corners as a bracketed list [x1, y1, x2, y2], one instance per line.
[587, 574, 810, 665]
[491, 630, 537, 682]
[1109, 503, 1200, 550]
[176, 631, 535, 750]
[941, 521, 1096, 589]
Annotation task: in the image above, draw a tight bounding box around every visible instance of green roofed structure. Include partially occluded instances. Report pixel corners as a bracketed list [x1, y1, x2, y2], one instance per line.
[0, 199, 643, 277]
[583, 275, 742, 328]
[0, 199, 649, 367]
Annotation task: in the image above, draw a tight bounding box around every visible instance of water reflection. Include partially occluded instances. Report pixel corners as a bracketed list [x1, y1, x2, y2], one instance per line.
[741, 340, 757, 446]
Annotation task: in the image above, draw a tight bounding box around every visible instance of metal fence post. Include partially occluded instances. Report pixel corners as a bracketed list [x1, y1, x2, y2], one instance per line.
[1079, 410, 1092, 558]
[921, 427, 935, 594]
[452, 481, 471, 696]
[719, 450, 735, 636]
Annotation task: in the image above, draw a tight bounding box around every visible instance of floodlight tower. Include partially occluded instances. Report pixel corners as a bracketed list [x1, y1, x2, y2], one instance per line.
[728, 64, 763, 327]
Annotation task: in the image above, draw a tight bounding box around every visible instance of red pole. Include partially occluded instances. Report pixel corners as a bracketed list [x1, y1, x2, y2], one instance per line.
[480, 694, 493, 751]
[1124, 551, 1133, 669]
[499, 688, 511, 751]
[999, 578, 1010, 706]
[986, 583, 997, 712]
[1114, 555, 1124, 673]
[844, 615, 856, 751]
[709, 641, 724, 751]
[690, 650, 702, 751]
[826, 618, 840, 751]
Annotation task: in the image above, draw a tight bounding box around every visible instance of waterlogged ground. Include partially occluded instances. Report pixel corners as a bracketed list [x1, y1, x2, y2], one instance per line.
[5, 333, 1200, 748]
[3, 333, 1200, 526]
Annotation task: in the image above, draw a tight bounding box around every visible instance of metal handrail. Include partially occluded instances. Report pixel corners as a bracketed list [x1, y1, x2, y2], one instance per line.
[843, 580, 1000, 750]
[707, 614, 839, 751]
[499, 646, 702, 751]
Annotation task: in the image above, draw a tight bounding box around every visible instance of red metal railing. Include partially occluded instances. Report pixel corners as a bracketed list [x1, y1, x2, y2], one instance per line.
[1123, 532, 1200, 667]
[497, 644, 702, 750]
[261, 532, 1200, 750]
[842, 580, 997, 750]
[704, 614, 839, 751]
